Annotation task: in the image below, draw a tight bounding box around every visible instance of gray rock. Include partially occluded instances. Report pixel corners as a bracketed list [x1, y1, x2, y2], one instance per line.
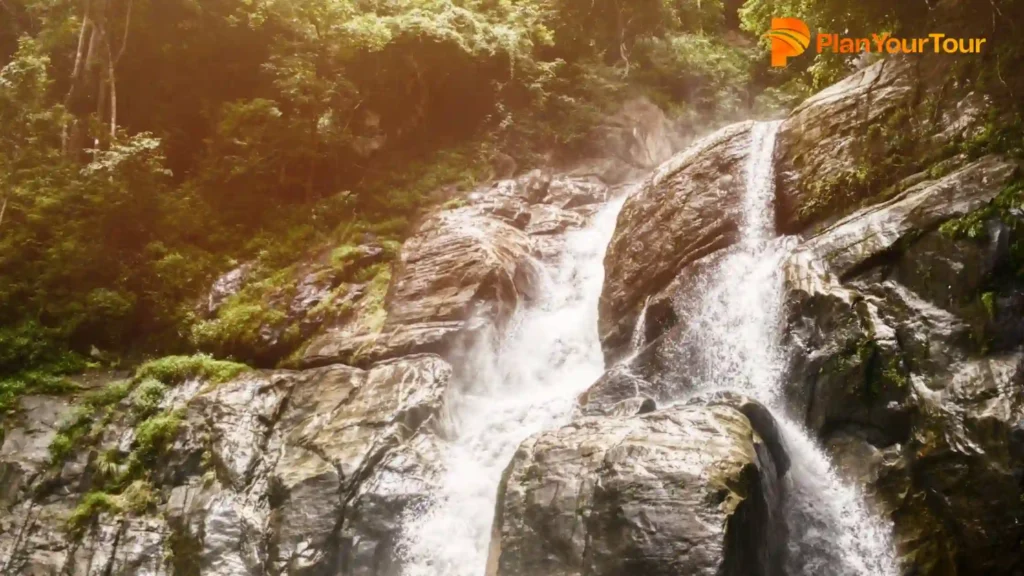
[300, 201, 540, 369]
[0, 396, 72, 508]
[785, 155, 1018, 280]
[205, 262, 256, 317]
[489, 402, 786, 576]
[774, 58, 920, 233]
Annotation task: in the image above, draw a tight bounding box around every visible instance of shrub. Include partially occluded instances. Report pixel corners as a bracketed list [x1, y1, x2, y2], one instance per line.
[121, 479, 157, 513]
[82, 380, 133, 408]
[67, 491, 123, 531]
[130, 379, 168, 417]
[133, 410, 184, 461]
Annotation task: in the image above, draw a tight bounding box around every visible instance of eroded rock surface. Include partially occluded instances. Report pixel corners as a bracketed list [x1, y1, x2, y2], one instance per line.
[775, 80, 1024, 571]
[590, 55, 1024, 576]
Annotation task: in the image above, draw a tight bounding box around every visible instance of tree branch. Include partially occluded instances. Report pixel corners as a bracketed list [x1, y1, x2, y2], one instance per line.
[0, 195, 7, 230]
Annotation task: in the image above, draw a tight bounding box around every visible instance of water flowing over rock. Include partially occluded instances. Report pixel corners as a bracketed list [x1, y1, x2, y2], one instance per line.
[298, 171, 616, 369]
[766, 55, 1024, 574]
[586, 121, 900, 576]
[780, 159, 1024, 572]
[599, 121, 755, 359]
[396, 194, 628, 576]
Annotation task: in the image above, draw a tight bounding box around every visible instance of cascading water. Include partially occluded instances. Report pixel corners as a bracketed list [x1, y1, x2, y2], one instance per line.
[674, 121, 897, 575]
[630, 295, 652, 351]
[399, 121, 896, 576]
[398, 195, 628, 576]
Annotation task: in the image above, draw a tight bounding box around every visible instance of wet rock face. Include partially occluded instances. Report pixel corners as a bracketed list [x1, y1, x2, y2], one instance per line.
[489, 400, 787, 576]
[589, 55, 1024, 575]
[773, 55, 1002, 237]
[0, 355, 452, 576]
[0, 396, 72, 508]
[779, 155, 1024, 571]
[599, 121, 754, 359]
[197, 246, 390, 367]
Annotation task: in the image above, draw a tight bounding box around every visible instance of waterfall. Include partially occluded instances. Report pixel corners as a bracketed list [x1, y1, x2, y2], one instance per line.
[630, 295, 652, 351]
[398, 195, 628, 576]
[675, 121, 898, 575]
[398, 121, 896, 576]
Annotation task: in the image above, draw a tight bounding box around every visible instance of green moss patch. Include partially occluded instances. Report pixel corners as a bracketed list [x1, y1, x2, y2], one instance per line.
[135, 354, 249, 386]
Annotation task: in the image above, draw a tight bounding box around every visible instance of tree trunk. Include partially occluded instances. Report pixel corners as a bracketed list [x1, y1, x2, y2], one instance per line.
[109, 0, 131, 139]
[62, 0, 93, 155]
[63, 0, 130, 155]
[106, 36, 117, 139]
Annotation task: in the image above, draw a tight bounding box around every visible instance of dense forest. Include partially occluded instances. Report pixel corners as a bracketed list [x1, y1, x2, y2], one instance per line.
[2, 0, 1023, 404]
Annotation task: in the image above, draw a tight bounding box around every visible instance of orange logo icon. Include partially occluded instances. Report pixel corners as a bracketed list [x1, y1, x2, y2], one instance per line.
[767, 17, 811, 67]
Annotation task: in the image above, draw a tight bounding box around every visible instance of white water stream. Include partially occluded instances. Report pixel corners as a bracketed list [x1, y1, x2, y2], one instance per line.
[399, 122, 897, 575]
[398, 195, 627, 576]
[673, 121, 897, 575]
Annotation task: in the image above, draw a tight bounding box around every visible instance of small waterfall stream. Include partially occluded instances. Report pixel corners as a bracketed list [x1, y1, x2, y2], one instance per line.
[671, 121, 897, 575]
[398, 122, 896, 575]
[398, 196, 628, 576]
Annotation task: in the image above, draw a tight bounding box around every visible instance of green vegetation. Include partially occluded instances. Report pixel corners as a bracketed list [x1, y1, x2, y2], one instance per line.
[134, 354, 249, 386]
[132, 410, 184, 462]
[0, 368, 80, 415]
[941, 181, 1024, 242]
[0, 0, 777, 380]
[67, 491, 123, 532]
[981, 292, 997, 319]
[62, 403, 184, 531]
[47, 379, 134, 466]
[130, 379, 168, 418]
[66, 479, 157, 532]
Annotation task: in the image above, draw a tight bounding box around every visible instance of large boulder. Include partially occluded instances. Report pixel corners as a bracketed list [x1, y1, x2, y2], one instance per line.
[599, 121, 755, 358]
[299, 204, 539, 369]
[488, 401, 787, 576]
[773, 57, 920, 234]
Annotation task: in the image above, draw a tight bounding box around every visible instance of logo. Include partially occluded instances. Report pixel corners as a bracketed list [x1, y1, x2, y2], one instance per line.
[767, 17, 811, 67]
[764, 17, 987, 67]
